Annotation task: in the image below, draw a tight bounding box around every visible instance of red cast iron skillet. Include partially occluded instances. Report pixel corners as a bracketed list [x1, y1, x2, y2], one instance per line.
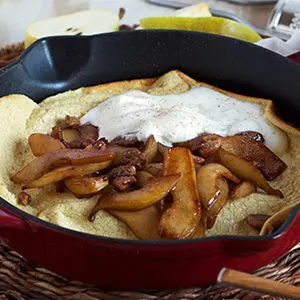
[0, 30, 300, 289]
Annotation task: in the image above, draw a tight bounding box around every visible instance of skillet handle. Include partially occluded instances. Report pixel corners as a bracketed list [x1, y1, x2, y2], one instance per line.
[287, 51, 300, 64]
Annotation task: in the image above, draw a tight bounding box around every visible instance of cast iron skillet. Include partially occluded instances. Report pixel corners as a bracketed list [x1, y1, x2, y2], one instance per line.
[0, 30, 300, 289]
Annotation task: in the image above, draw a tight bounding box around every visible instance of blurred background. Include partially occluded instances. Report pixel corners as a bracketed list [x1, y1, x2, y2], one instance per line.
[0, 0, 299, 46]
[0, 0, 175, 46]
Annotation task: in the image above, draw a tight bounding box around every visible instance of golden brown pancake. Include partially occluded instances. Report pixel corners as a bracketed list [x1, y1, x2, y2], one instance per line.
[1, 70, 299, 239]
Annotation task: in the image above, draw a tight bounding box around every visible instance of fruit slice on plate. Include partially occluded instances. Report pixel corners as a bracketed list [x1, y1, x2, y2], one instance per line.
[172, 3, 212, 17]
[140, 16, 261, 43]
[25, 10, 120, 48]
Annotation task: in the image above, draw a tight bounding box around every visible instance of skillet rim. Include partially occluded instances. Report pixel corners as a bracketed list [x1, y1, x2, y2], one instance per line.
[1, 195, 298, 245]
[0, 30, 299, 245]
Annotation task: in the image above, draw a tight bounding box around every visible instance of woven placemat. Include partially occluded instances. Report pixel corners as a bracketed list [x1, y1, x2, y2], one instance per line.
[0, 243, 299, 300]
[0, 42, 300, 300]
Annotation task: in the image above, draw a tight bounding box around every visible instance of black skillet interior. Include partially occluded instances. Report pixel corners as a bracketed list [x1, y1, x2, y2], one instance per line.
[0, 30, 300, 127]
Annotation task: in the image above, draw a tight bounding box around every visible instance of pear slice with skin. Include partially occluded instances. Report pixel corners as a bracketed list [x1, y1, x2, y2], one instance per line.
[25, 10, 120, 48]
[140, 16, 261, 43]
[109, 206, 161, 240]
[172, 3, 212, 17]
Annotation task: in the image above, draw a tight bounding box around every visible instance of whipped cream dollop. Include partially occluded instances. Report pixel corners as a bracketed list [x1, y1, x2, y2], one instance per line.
[80, 87, 288, 155]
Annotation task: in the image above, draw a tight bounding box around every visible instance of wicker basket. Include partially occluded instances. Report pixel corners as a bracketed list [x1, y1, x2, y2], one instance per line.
[0, 42, 299, 300]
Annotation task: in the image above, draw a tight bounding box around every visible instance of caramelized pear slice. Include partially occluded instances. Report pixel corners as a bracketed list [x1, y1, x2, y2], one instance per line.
[23, 161, 112, 188]
[143, 163, 163, 176]
[95, 174, 180, 211]
[159, 148, 200, 239]
[158, 141, 205, 165]
[193, 217, 206, 238]
[259, 203, 297, 235]
[61, 128, 81, 145]
[12, 149, 114, 184]
[157, 142, 170, 155]
[109, 205, 161, 240]
[231, 181, 256, 200]
[222, 135, 287, 181]
[196, 163, 240, 229]
[64, 175, 108, 196]
[136, 170, 154, 187]
[143, 135, 158, 164]
[205, 177, 228, 229]
[58, 124, 99, 149]
[29, 133, 65, 156]
[218, 148, 283, 198]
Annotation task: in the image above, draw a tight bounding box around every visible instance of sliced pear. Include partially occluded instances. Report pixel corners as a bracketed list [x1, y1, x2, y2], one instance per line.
[136, 170, 154, 187]
[218, 148, 283, 197]
[109, 205, 161, 240]
[231, 181, 256, 200]
[64, 175, 108, 196]
[29, 133, 65, 156]
[193, 217, 206, 238]
[59, 124, 99, 149]
[222, 135, 287, 181]
[172, 3, 212, 17]
[143, 135, 158, 164]
[12, 149, 114, 184]
[160, 148, 200, 239]
[94, 174, 180, 211]
[23, 161, 112, 189]
[140, 17, 261, 43]
[143, 163, 163, 176]
[196, 163, 240, 229]
[25, 10, 120, 48]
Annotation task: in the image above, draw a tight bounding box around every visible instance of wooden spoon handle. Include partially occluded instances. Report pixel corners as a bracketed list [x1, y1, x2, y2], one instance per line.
[218, 268, 300, 299]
